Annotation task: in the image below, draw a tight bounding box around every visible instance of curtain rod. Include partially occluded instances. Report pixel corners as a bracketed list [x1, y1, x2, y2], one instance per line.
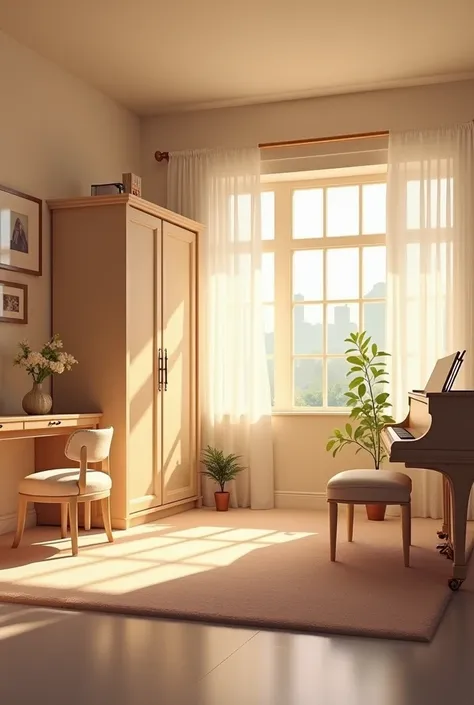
[154, 129, 389, 162]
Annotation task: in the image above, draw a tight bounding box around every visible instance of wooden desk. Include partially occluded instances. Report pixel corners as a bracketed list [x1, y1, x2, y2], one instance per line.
[0, 412, 102, 527]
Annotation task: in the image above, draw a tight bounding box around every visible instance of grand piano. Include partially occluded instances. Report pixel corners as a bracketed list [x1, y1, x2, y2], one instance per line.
[382, 388, 474, 590]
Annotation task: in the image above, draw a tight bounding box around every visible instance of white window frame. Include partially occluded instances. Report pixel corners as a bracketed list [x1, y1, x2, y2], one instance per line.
[262, 173, 387, 414]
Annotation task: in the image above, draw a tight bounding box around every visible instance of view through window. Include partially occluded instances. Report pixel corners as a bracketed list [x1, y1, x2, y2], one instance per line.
[261, 173, 387, 410]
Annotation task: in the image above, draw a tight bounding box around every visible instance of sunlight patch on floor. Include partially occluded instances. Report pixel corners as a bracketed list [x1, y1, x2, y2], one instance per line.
[83, 534, 185, 558]
[0, 606, 76, 640]
[83, 561, 211, 594]
[2, 522, 318, 595]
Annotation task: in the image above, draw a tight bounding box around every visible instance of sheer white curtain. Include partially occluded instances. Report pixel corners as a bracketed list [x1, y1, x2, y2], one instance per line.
[167, 147, 274, 509]
[387, 122, 474, 518]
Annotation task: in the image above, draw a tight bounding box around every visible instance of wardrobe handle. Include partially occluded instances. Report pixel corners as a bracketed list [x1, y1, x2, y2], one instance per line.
[158, 348, 163, 392]
[164, 348, 168, 391]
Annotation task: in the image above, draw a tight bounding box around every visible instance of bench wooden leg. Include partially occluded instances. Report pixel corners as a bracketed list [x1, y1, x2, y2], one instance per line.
[347, 503, 354, 542]
[329, 501, 338, 561]
[401, 503, 411, 567]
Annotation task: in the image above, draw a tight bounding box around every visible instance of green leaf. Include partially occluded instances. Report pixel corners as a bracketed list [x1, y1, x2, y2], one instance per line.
[349, 376, 364, 389]
[375, 392, 389, 404]
[326, 440, 336, 451]
[347, 356, 363, 366]
[345, 423, 353, 437]
[354, 425, 364, 440]
[358, 383, 366, 397]
[371, 343, 378, 356]
[200, 445, 246, 489]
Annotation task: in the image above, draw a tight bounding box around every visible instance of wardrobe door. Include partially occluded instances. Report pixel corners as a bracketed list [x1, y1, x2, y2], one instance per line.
[127, 208, 163, 513]
[161, 221, 197, 504]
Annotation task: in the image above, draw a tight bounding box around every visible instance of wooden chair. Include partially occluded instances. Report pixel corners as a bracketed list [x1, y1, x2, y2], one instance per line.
[12, 427, 114, 556]
[326, 469, 412, 567]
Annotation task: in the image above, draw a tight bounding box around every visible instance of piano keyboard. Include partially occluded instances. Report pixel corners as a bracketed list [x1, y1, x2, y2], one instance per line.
[391, 427, 414, 440]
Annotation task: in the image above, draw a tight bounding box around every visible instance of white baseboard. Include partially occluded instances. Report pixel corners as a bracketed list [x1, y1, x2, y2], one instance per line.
[0, 508, 36, 535]
[274, 491, 327, 510]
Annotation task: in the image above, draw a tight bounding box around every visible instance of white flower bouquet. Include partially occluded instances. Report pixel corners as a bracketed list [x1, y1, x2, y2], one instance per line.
[14, 334, 78, 383]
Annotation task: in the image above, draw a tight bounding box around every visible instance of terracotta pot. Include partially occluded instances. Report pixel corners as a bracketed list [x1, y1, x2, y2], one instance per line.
[215, 491, 230, 511]
[22, 382, 52, 415]
[366, 503, 386, 521]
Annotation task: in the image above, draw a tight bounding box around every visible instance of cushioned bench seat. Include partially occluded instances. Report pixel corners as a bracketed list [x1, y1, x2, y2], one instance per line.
[326, 469, 412, 567]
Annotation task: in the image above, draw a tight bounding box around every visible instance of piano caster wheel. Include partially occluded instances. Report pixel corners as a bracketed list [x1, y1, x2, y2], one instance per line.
[437, 531, 448, 540]
[448, 579, 463, 591]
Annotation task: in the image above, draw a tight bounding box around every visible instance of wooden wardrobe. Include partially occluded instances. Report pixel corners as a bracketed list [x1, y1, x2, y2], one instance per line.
[47, 195, 203, 529]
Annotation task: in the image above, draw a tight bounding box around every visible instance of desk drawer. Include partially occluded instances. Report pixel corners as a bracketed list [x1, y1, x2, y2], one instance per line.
[23, 418, 92, 431]
[0, 421, 24, 433]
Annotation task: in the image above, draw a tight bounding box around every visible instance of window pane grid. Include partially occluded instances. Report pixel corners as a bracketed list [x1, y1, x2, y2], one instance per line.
[269, 176, 386, 410]
[291, 243, 386, 407]
[292, 181, 385, 242]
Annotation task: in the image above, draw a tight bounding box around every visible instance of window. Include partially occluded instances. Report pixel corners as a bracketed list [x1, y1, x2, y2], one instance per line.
[261, 174, 387, 411]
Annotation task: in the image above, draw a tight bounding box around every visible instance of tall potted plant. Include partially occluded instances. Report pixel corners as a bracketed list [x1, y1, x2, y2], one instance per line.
[201, 446, 246, 511]
[326, 331, 395, 521]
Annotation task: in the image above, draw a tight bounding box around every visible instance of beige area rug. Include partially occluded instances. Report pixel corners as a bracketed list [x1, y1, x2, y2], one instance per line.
[0, 508, 472, 642]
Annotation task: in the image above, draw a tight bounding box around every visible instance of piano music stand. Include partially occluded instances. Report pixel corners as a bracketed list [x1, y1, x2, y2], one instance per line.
[444, 350, 465, 392]
[424, 352, 460, 393]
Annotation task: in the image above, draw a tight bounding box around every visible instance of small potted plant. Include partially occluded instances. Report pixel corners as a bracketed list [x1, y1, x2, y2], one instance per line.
[201, 445, 246, 511]
[13, 334, 78, 415]
[326, 331, 395, 521]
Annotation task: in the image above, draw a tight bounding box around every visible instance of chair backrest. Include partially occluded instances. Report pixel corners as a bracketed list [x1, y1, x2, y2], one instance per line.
[65, 427, 114, 464]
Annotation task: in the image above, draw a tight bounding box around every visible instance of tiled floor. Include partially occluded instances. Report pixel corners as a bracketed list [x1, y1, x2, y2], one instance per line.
[0, 580, 473, 705]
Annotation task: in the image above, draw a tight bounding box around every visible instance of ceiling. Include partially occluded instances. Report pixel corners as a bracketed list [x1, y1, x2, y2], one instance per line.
[1, 0, 474, 116]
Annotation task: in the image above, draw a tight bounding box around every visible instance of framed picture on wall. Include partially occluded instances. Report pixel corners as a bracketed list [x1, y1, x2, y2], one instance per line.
[0, 184, 42, 276]
[0, 280, 28, 324]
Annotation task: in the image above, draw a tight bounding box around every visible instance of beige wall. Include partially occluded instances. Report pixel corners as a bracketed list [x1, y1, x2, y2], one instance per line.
[140, 78, 474, 509]
[141, 78, 474, 204]
[0, 30, 140, 532]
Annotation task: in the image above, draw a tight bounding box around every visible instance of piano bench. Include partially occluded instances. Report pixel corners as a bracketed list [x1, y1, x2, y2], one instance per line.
[326, 469, 412, 567]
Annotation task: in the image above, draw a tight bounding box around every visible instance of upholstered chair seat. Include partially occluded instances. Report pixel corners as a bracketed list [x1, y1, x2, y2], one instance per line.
[19, 469, 112, 497]
[12, 427, 114, 556]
